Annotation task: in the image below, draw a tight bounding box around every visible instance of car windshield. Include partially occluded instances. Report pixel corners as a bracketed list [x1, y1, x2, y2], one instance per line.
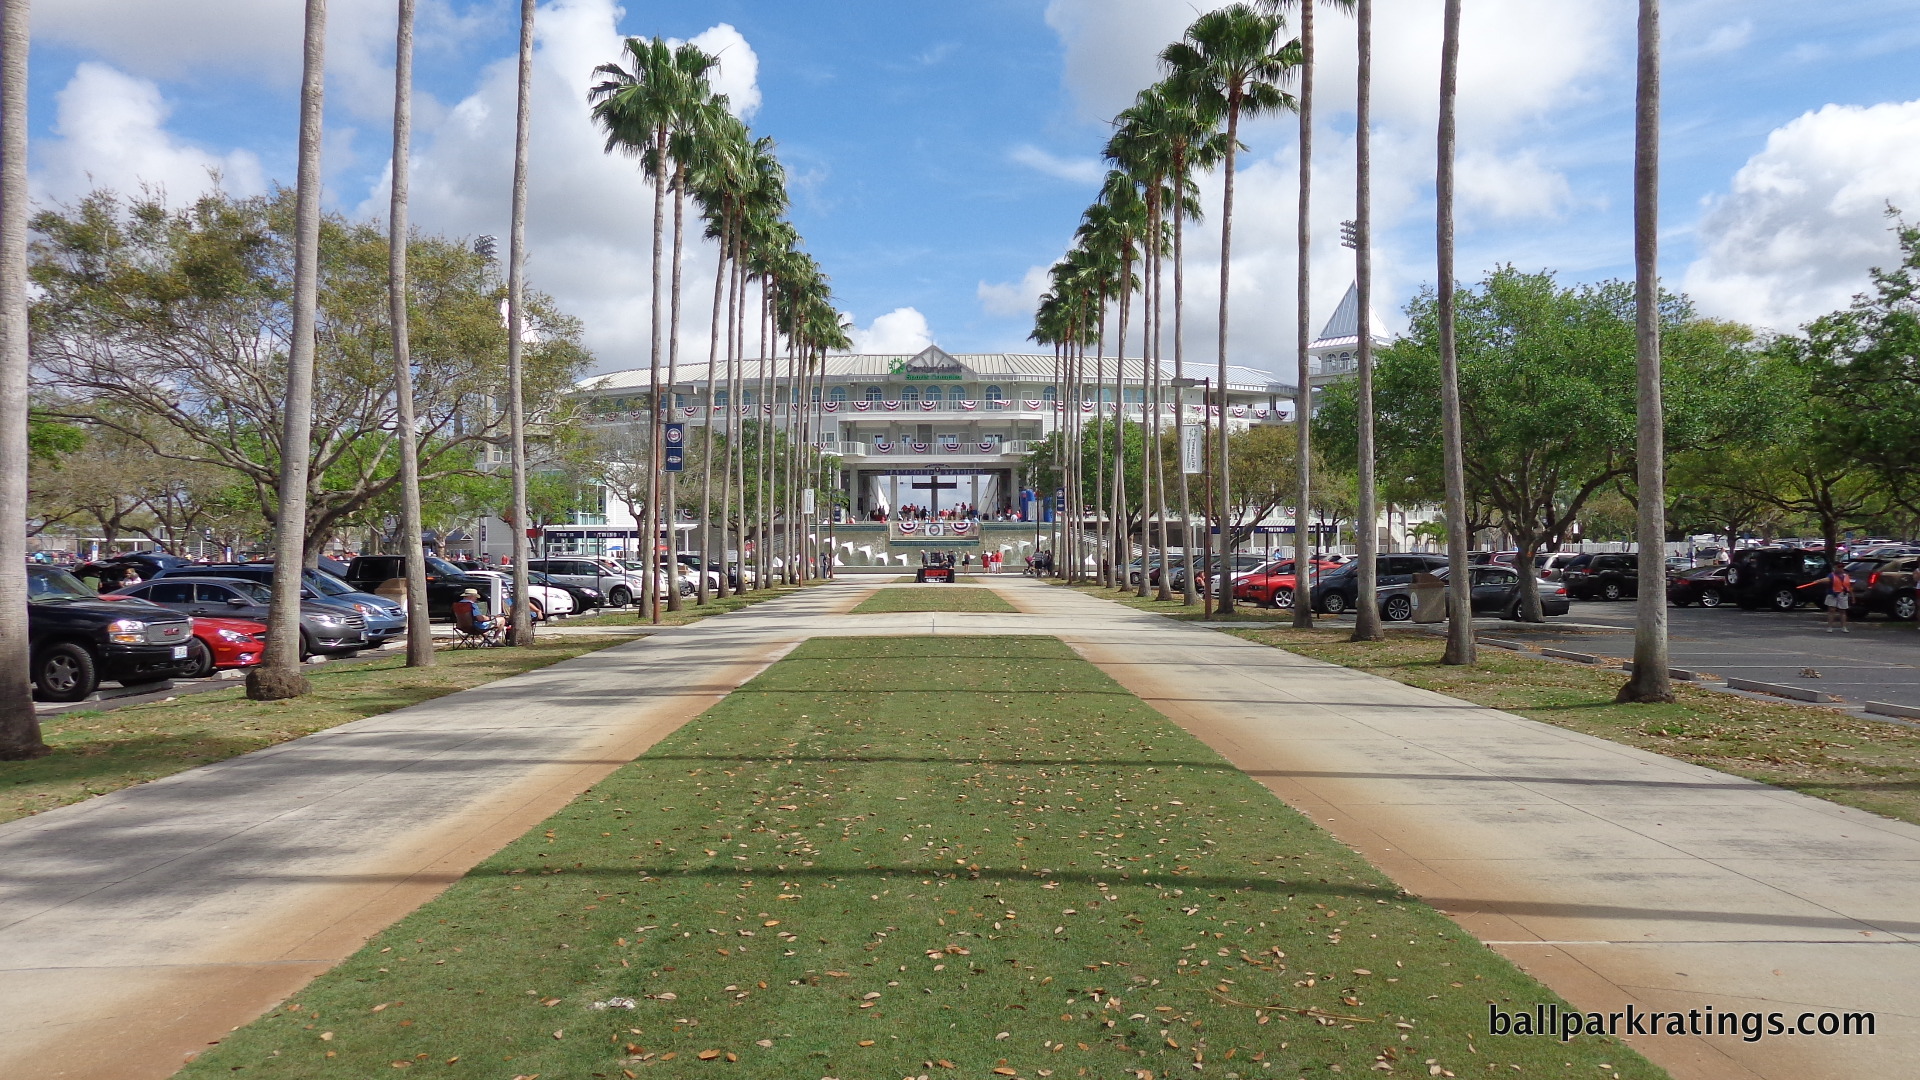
[1844, 560, 1882, 575]
[224, 581, 272, 603]
[425, 556, 466, 577]
[28, 566, 96, 601]
[306, 572, 354, 596]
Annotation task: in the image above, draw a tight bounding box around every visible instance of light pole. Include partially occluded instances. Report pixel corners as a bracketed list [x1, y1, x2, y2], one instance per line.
[1171, 377, 1212, 616]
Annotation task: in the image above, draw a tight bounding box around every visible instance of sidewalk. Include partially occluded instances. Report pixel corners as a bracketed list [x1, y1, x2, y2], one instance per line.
[5, 577, 1915, 1080]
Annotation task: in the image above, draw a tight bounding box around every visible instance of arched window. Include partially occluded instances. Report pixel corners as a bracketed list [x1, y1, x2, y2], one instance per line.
[1042, 386, 1057, 404]
[743, 389, 756, 406]
[1124, 387, 1144, 404]
[714, 389, 729, 408]
[985, 384, 1003, 404]
[810, 385, 823, 403]
[901, 386, 920, 404]
[830, 386, 849, 403]
[948, 385, 967, 404]
[865, 386, 883, 402]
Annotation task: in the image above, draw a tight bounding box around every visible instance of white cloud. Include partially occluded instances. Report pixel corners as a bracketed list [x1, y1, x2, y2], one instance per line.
[31, 62, 267, 205]
[682, 24, 761, 119]
[1456, 150, 1574, 222]
[1683, 99, 1920, 331]
[1697, 19, 1755, 56]
[843, 308, 934, 355]
[1009, 144, 1104, 185]
[978, 265, 1052, 319]
[359, 0, 763, 375]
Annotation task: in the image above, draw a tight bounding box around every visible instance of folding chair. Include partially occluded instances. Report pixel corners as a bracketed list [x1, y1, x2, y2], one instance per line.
[452, 603, 501, 648]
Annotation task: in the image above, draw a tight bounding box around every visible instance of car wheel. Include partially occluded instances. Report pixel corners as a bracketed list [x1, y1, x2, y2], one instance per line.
[299, 630, 315, 662]
[1771, 587, 1799, 611]
[1321, 592, 1348, 615]
[608, 586, 632, 607]
[1698, 588, 1722, 608]
[1271, 586, 1294, 610]
[680, 580, 695, 596]
[32, 642, 98, 703]
[184, 637, 215, 679]
[1602, 582, 1623, 601]
[1894, 594, 1920, 622]
[1384, 595, 1413, 622]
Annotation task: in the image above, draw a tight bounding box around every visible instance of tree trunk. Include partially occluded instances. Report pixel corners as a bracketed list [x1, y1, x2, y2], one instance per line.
[644, 127, 666, 624]
[1113, 263, 1132, 591]
[1173, 176, 1196, 606]
[1618, 0, 1672, 703]
[0, 0, 47, 756]
[1291, 0, 1317, 630]
[700, 240, 723, 603]
[389, 0, 433, 668]
[1349, 0, 1382, 642]
[1150, 192, 1172, 602]
[1216, 99, 1239, 616]
[503, 0, 535, 647]
[1436, 0, 1474, 664]
[248, 0, 327, 699]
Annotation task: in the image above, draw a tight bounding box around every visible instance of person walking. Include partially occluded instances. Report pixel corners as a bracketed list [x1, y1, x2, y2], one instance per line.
[1825, 562, 1854, 633]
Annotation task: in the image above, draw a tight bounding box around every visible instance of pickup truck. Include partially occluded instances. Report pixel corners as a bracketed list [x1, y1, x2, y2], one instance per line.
[28, 564, 195, 701]
[342, 554, 500, 620]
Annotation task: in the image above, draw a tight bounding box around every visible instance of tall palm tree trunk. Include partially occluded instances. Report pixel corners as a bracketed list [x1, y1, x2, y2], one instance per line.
[1112, 275, 1131, 590]
[1214, 96, 1240, 616]
[1348, 0, 1383, 642]
[665, 164, 688, 610]
[0, 0, 47, 756]
[755, 285, 771, 589]
[700, 242, 723, 603]
[504, 0, 536, 646]
[1151, 209, 1173, 602]
[1436, 0, 1474, 664]
[1291, 0, 1317, 628]
[249, 0, 328, 698]
[1094, 300, 1108, 587]
[1619, 0, 1672, 703]
[1173, 182, 1196, 606]
[716, 226, 737, 598]
[731, 253, 748, 592]
[643, 126, 667, 625]
[389, 0, 433, 668]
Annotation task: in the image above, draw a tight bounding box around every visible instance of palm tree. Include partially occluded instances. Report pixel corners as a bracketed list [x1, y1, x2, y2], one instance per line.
[1619, 0, 1672, 703]
[503, 0, 535, 645]
[0, 0, 47, 757]
[591, 37, 712, 623]
[1162, 4, 1299, 616]
[1261, 0, 1353, 629]
[1435, 0, 1475, 664]
[1349, 0, 1383, 644]
[249, 0, 330, 697]
[662, 86, 723, 611]
[388, 0, 433, 668]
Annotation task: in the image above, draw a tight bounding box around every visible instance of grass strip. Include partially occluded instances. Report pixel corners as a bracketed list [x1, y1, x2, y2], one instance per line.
[180, 635, 1660, 1080]
[892, 575, 984, 584]
[1234, 625, 1920, 828]
[1053, 580, 1310, 623]
[1, 637, 628, 825]
[852, 587, 1018, 614]
[558, 584, 811, 629]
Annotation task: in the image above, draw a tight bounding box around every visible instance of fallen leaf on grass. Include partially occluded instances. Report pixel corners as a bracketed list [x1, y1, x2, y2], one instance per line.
[858, 1040, 876, 1046]
[698, 1049, 721, 1060]
[994, 1070, 1018, 1077]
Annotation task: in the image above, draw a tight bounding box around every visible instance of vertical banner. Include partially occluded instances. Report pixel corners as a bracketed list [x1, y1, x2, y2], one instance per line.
[662, 422, 685, 472]
[1182, 424, 1204, 474]
[801, 488, 816, 515]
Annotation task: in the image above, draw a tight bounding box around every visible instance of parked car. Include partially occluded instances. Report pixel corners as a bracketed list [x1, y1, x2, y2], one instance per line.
[1666, 565, 1734, 608]
[674, 553, 727, 592]
[341, 554, 501, 620]
[183, 615, 267, 678]
[1452, 564, 1571, 618]
[112, 576, 369, 658]
[1728, 547, 1830, 611]
[458, 569, 574, 619]
[1562, 552, 1639, 601]
[158, 563, 405, 645]
[1844, 555, 1920, 620]
[528, 557, 649, 607]
[1234, 558, 1342, 608]
[1536, 552, 1587, 581]
[1169, 553, 1268, 593]
[1309, 553, 1450, 615]
[27, 564, 196, 702]
[527, 571, 605, 612]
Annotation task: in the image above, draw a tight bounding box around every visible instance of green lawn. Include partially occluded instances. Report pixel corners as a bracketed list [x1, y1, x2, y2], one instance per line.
[852, 586, 1018, 614]
[1233, 625, 1920, 829]
[180, 636, 1659, 1080]
[1, 638, 632, 826]
[560, 584, 812, 628]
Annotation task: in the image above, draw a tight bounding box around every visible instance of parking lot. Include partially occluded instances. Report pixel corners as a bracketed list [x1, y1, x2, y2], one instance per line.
[1478, 600, 1920, 709]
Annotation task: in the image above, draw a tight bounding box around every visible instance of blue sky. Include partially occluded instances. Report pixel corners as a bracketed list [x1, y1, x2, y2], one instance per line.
[25, 1, 1920, 378]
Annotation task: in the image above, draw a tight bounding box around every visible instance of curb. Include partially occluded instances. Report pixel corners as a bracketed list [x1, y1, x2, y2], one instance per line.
[1541, 648, 1604, 664]
[1865, 700, 1920, 721]
[1725, 676, 1841, 703]
[1621, 661, 1701, 682]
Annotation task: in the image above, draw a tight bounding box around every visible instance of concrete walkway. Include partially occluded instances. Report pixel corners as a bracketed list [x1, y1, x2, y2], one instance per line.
[4, 577, 1915, 1080]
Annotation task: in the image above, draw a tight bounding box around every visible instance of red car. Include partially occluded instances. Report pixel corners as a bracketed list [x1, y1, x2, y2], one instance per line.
[1234, 558, 1342, 609]
[186, 615, 266, 678]
[94, 595, 265, 679]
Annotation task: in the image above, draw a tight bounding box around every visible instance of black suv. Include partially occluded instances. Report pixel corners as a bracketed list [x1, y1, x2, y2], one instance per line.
[342, 554, 499, 619]
[1729, 547, 1830, 611]
[1310, 553, 1449, 615]
[27, 564, 195, 701]
[1562, 552, 1639, 600]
